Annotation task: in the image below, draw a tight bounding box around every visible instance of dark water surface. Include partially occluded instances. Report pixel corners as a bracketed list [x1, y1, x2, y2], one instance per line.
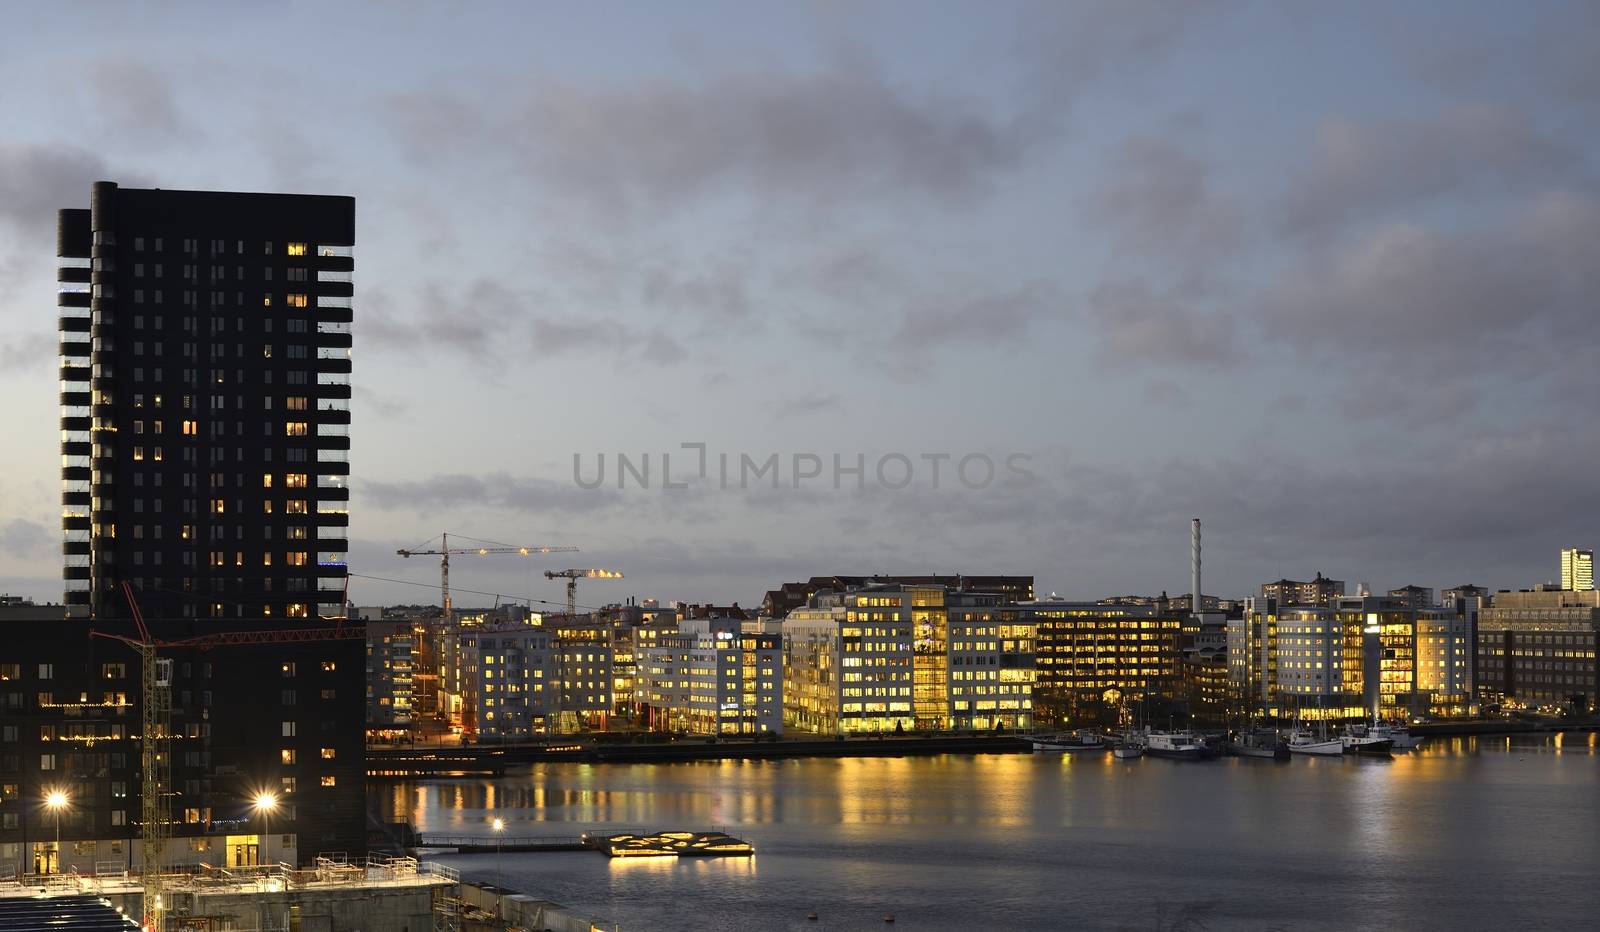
[371, 734, 1600, 931]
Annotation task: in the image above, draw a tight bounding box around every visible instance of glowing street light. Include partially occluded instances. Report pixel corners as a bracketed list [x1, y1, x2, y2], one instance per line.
[254, 792, 278, 866]
[45, 789, 69, 874]
[492, 816, 507, 912]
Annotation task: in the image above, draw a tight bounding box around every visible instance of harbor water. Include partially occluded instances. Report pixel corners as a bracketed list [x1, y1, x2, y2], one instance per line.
[372, 734, 1600, 930]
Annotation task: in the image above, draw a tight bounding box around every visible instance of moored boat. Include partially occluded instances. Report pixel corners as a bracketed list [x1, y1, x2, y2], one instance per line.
[1142, 729, 1216, 760]
[1031, 729, 1107, 753]
[1341, 724, 1394, 756]
[1227, 729, 1290, 761]
[1370, 723, 1423, 750]
[1286, 727, 1343, 757]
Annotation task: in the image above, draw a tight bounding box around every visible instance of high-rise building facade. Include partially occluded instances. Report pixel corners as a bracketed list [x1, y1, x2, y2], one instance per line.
[1561, 549, 1594, 591]
[58, 182, 354, 620]
[5, 183, 366, 876]
[1022, 602, 1183, 720]
[1477, 589, 1599, 712]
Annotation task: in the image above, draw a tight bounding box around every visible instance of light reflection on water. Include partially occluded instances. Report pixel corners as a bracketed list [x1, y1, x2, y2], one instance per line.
[375, 735, 1600, 931]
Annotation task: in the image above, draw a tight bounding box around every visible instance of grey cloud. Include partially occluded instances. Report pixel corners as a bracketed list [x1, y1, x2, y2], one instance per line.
[771, 393, 843, 419]
[359, 473, 621, 517]
[896, 283, 1060, 349]
[364, 279, 687, 365]
[386, 60, 1036, 214]
[0, 519, 49, 559]
[1090, 281, 1238, 365]
[89, 61, 186, 143]
[1282, 104, 1585, 235]
[0, 144, 148, 234]
[1141, 381, 1192, 409]
[0, 333, 55, 374]
[1092, 132, 1241, 261]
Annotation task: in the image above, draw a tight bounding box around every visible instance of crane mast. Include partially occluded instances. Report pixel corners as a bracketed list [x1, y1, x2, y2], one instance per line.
[543, 569, 625, 620]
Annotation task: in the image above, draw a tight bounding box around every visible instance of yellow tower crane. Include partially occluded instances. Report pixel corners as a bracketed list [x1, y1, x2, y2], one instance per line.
[543, 569, 625, 621]
[397, 533, 578, 618]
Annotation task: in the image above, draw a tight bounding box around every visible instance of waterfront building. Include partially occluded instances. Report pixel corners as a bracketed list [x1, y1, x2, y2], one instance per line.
[364, 619, 416, 736]
[1227, 596, 1467, 719]
[1561, 548, 1594, 591]
[1476, 589, 1600, 712]
[634, 617, 783, 735]
[1260, 573, 1345, 607]
[762, 574, 1034, 619]
[781, 585, 1035, 734]
[446, 624, 617, 739]
[0, 183, 365, 876]
[1021, 601, 1183, 722]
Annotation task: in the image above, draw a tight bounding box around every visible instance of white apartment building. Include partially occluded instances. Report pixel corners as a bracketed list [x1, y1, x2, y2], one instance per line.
[635, 617, 782, 735]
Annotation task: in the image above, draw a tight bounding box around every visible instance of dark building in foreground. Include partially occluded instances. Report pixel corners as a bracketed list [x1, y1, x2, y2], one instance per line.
[14, 182, 365, 874]
[1477, 589, 1600, 713]
[58, 181, 354, 621]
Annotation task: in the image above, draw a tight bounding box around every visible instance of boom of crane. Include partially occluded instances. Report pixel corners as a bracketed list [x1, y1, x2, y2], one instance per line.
[396, 532, 577, 618]
[91, 582, 365, 932]
[542, 569, 625, 620]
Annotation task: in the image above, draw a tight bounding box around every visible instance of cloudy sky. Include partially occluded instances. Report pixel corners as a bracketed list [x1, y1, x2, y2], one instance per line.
[2, 1, 1598, 610]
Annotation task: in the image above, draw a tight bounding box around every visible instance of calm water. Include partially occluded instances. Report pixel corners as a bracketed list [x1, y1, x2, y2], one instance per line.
[371, 735, 1600, 931]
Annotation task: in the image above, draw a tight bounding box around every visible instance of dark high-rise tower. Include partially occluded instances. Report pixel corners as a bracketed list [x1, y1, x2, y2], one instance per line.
[58, 182, 354, 621]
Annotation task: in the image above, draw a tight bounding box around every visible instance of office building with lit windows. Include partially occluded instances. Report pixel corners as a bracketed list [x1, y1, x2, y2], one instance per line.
[0, 183, 367, 879]
[1022, 602, 1183, 721]
[447, 626, 617, 739]
[1477, 588, 1600, 712]
[1561, 548, 1594, 591]
[780, 585, 1035, 734]
[635, 617, 783, 736]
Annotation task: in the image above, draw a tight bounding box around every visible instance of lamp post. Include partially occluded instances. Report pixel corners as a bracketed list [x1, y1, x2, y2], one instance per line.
[253, 792, 278, 867]
[491, 816, 506, 915]
[45, 790, 68, 876]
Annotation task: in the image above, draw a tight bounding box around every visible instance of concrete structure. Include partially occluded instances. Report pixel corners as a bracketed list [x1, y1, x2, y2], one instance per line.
[1477, 589, 1600, 712]
[635, 617, 783, 735]
[1561, 548, 1594, 591]
[781, 584, 1035, 734]
[0, 857, 458, 932]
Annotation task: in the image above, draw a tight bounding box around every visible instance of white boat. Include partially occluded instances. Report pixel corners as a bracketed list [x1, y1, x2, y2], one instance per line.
[1286, 727, 1343, 757]
[1112, 728, 1144, 759]
[1030, 729, 1107, 753]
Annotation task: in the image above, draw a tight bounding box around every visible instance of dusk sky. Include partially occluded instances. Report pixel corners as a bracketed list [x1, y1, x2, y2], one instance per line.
[3, 2, 1598, 610]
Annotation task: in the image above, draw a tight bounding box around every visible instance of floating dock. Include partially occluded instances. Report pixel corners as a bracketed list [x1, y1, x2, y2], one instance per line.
[582, 831, 755, 859]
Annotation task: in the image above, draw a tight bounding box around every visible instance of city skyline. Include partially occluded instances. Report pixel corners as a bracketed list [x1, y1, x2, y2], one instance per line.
[3, 2, 1600, 607]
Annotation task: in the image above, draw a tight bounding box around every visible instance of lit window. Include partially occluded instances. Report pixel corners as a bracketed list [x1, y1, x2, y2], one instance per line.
[286, 294, 308, 308]
[210, 499, 225, 515]
[263, 294, 272, 307]
[319, 748, 335, 760]
[285, 473, 307, 488]
[281, 749, 295, 764]
[285, 422, 308, 437]
[262, 474, 273, 488]
[263, 553, 273, 567]
[287, 243, 307, 256]
[287, 603, 308, 618]
[285, 500, 307, 515]
[286, 397, 308, 411]
[286, 552, 308, 567]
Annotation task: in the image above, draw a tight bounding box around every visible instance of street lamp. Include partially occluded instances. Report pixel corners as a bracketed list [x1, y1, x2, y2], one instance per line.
[253, 792, 278, 867]
[491, 816, 506, 912]
[45, 790, 69, 875]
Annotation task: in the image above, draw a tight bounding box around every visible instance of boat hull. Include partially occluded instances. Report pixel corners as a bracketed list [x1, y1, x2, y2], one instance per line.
[1342, 739, 1394, 756]
[1144, 746, 1216, 761]
[1112, 747, 1143, 759]
[1287, 741, 1344, 756]
[1031, 742, 1108, 753]
[1227, 742, 1290, 761]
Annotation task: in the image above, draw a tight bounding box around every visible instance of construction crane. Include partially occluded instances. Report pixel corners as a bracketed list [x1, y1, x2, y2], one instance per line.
[543, 569, 624, 620]
[92, 582, 366, 932]
[396, 532, 577, 619]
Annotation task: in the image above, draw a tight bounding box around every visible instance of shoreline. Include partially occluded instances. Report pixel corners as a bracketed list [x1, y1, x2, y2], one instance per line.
[367, 721, 1599, 777]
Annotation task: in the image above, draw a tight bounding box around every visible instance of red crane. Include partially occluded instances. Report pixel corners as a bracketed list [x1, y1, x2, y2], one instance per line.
[90, 582, 365, 932]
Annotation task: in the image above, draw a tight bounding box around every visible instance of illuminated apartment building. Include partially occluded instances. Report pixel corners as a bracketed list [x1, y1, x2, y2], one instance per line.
[1259, 573, 1344, 607]
[363, 618, 416, 734]
[634, 618, 782, 735]
[1024, 602, 1183, 719]
[780, 585, 1035, 734]
[1561, 549, 1594, 591]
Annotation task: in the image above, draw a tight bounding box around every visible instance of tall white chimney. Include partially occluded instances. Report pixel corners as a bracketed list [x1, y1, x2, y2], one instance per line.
[1191, 518, 1202, 615]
